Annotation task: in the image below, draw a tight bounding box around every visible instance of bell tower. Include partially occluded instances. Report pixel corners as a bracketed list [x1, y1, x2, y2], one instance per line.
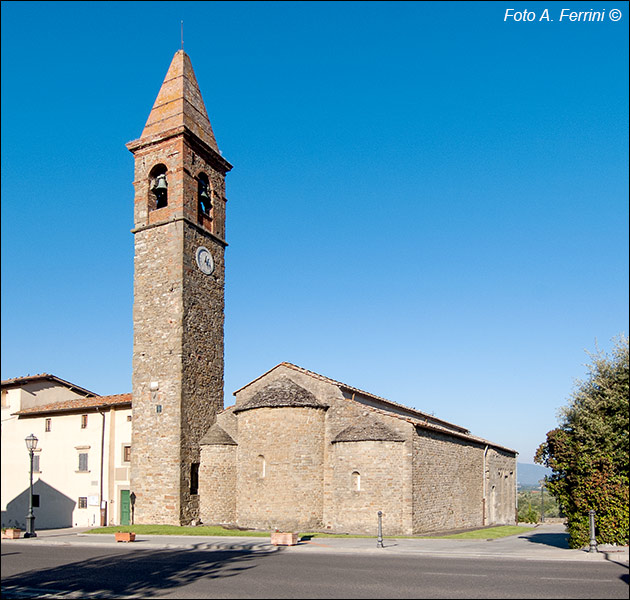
[127, 50, 232, 525]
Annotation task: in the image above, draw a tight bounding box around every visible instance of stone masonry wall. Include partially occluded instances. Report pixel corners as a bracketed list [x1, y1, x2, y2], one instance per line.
[233, 365, 341, 409]
[131, 221, 184, 524]
[327, 440, 408, 535]
[412, 429, 484, 533]
[232, 367, 415, 534]
[322, 397, 414, 534]
[180, 223, 225, 525]
[225, 366, 515, 535]
[130, 135, 227, 525]
[236, 406, 326, 531]
[485, 447, 517, 525]
[199, 444, 236, 524]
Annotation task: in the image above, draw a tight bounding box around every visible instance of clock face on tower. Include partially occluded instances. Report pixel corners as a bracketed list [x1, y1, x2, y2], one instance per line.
[195, 246, 214, 275]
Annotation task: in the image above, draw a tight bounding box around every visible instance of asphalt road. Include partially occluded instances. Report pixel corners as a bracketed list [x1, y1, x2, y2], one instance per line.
[2, 544, 628, 599]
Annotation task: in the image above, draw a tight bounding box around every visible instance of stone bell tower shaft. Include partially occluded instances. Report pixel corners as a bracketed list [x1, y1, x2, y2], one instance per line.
[127, 50, 232, 525]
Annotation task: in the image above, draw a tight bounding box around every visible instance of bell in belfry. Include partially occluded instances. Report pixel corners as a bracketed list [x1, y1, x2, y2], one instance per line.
[153, 173, 168, 208]
[198, 179, 211, 215]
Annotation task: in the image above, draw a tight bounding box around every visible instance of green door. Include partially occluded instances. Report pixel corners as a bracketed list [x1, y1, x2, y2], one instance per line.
[120, 490, 131, 525]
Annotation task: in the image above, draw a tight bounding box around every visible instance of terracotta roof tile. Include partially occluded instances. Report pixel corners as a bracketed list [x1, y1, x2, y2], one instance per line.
[14, 393, 131, 416]
[2, 372, 52, 385]
[1, 373, 98, 397]
[200, 423, 237, 446]
[332, 420, 406, 443]
[233, 377, 328, 413]
[366, 404, 516, 454]
[234, 362, 468, 433]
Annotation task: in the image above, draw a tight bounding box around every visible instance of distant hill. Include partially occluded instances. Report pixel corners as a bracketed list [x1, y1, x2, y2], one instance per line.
[517, 462, 552, 487]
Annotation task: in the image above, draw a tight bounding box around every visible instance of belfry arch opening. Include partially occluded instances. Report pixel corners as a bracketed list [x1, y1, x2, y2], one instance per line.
[197, 173, 211, 217]
[149, 164, 168, 210]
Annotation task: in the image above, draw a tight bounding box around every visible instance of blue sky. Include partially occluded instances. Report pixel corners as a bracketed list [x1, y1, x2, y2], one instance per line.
[2, 1, 628, 463]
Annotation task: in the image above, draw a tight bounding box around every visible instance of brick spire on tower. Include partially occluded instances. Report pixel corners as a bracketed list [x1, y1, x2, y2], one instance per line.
[139, 49, 220, 153]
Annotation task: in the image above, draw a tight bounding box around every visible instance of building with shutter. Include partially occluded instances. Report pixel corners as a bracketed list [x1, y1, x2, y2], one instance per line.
[1, 375, 132, 529]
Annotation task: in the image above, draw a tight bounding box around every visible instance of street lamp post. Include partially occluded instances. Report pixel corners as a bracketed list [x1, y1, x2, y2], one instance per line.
[24, 433, 38, 538]
[130, 492, 136, 525]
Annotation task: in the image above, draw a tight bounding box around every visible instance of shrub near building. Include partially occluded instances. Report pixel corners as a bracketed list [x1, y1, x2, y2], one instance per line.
[536, 336, 629, 548]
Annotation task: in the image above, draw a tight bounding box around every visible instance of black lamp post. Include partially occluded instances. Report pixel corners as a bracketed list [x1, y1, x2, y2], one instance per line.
[24, 433, 38, 538]
[130, 492, 136, 525]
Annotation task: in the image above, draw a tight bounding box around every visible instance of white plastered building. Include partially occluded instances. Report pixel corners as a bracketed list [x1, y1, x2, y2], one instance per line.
[1, 374, 132, 529]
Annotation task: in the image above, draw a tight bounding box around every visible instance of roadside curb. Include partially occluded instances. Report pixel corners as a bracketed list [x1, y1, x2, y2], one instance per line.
[2, 538, 279, 553]
[3, 536, 627, 564]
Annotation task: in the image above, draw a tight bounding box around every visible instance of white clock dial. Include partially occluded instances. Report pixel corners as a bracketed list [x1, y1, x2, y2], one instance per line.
[195, 246, 214, 275]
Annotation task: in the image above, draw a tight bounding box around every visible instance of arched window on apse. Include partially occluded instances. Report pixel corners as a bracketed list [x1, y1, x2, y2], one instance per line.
[257, 455, 266, 478]
[352, 471, 361, 492]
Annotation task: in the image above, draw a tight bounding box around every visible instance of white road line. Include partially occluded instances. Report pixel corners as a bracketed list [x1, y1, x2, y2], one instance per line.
[539, 577, 618, 582]
[423, 572, 488, 577]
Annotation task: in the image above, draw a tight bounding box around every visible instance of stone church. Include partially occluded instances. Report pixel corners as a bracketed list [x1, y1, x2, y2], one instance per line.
[127, 50, 517, 535]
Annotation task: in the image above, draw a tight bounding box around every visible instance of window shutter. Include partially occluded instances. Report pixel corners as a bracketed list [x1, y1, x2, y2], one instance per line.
[79, 453, 88, 472]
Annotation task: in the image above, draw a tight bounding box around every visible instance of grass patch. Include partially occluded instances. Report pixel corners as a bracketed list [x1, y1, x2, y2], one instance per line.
[87, 525, 271, 537]
[87, 524, 530, 540]
[417, 525, 529, 540]
[88, 525, 374, 538]
[303, 525, 530, 540]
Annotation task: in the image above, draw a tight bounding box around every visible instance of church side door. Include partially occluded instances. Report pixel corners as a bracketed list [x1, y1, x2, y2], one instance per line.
[120, 490, 131, 525]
